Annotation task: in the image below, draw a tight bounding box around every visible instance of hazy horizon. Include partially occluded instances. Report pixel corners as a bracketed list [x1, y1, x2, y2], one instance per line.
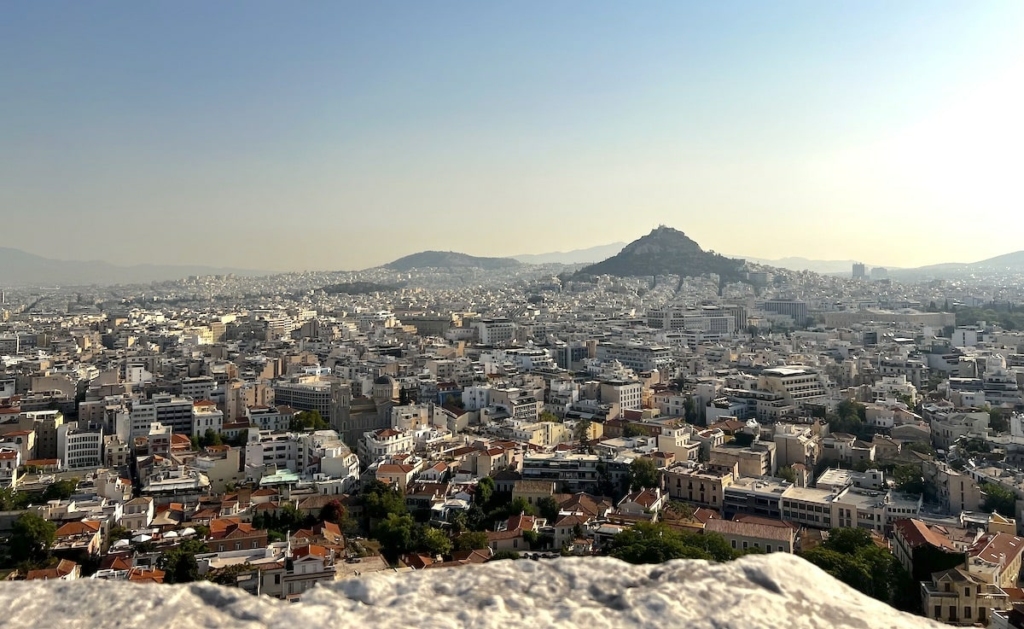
[4, 1, 1023, 272]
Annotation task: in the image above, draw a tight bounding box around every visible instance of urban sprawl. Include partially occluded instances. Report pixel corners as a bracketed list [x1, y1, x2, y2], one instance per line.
[3, 236, 1024, 628]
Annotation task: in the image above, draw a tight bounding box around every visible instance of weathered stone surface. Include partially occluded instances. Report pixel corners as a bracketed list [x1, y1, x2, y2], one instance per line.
[1, 554, 939, 628]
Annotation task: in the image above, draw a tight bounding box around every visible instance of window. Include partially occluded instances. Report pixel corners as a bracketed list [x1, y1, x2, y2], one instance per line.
[731, 540, 737, 549]
[964, 607, 971, 619]
[965, 587, 970, 597]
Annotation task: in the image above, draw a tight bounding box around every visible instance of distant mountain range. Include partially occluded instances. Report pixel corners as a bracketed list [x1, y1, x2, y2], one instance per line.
[0, 247, 264, 287]
[575, 226, 746, 282]
[7, 239, 1024, 287]
[384, 251, 522, 272]
[512, 242, 627, 265]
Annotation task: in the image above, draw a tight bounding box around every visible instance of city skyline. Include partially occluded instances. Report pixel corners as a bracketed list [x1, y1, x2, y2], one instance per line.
[4, 1, 1024, 271]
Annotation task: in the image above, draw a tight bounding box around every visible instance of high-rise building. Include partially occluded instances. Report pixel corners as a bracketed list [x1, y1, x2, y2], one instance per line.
[852, 263, 866, 279]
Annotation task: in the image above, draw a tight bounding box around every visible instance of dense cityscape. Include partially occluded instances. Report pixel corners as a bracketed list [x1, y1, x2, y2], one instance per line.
[2, 225, 1024, 627]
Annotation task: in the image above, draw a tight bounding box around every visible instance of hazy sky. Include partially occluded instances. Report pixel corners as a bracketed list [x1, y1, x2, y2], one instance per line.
[3, 2, 1024, 271]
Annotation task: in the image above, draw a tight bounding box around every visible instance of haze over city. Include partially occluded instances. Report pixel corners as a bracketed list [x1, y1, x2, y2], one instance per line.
[3, 0, 1024, 272]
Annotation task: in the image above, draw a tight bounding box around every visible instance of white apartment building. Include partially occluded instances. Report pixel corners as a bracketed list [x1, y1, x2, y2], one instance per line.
[473, 318, 516, 345]
[462, 385, 492, 411]
[58, 421, 104, 469]
[358, 428, 414, 465]
[246, 406, 293, 432]
[245, 432, 301, 474]
[595, 343, 674, 372]
[191, 401, 224, 437]
[758, 366, 828, 407]
[504, 348, 556, 372]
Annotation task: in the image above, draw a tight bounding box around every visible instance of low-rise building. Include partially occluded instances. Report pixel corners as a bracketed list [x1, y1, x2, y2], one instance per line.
[704, 518, 796, 554]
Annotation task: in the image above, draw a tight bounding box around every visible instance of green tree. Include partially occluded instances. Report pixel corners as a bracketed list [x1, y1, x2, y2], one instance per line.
[362, 480, 408, 520]
[10, 512, 56, 564]
[777, 466, 797, 483]
[683, 396, 697, 423]
[490, 550, 521, 561]
[507, 496, 537, 517]
[989, 409, 1009, 433]
[622, 424, 642, 438]
[892, 465, 925, 495]
[420, 527, 453, 557]
[157, 539, 208, 584]
[801, 526, 910, 605]
[627, 457, 660, 491]
[319, 499, 345, 525]
[536, 496, 561, 523]
[539, 412, 561, 423]
[42, 478, 79, 502]
[290, 410, 329, 431]
[610, 520, 741, 565]
[373, 513, 417, 562]
[454, 531, 489, 551]
[0, 487, 32, 511]
[475, 477, 495, 507]
[573, 419, 593, 450]
[981, 482, 1017, 517]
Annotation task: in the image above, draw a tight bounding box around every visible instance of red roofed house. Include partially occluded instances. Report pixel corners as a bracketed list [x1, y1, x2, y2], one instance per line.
[25, 559, 80, 581]
[487, 513, 546, 553]
[128, 566, 166, 583]
[969, 532, 1024, 588]
[376, 463, 416, 492]
[617, 488, 665, 518]
[892, 518, 966, 581]
[209, 517, 268, 553]
[53, 520, 103, 556]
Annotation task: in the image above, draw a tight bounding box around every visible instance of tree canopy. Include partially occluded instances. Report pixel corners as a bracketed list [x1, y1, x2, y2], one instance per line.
[319, 499, 345, 525]
[981, 482, 1017, 517]
[361, 480, 408, 521]
[290, 410, 330, 431]
[800, 527, 917, 610]
[454, 531, 489, 552]
[627, 457, 660, 491]
[609, 521, 736, 564]
[9, 512, 56, 565]
[157, 539, 209, 584]
[42, 478, 79, 502]
[373, 513, 417, 562]
[827, 400, 871, 439]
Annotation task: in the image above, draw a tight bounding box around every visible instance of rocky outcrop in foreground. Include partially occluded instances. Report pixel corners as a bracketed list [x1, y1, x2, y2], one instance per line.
[1, 554, 939, 628]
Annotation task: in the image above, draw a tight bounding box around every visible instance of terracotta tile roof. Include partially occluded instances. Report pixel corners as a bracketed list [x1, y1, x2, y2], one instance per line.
[56, 520, 101, 537]
[26, 559, 78, 581]
[293, 544, 328, 559]
[693, 508, 721, 524]
[893, 518, 957, 551]
[127, 566, 166, 583]
[970, 532, 1024, 565]
[505, 514, 537, 533]
[705, 518, 795, 543]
